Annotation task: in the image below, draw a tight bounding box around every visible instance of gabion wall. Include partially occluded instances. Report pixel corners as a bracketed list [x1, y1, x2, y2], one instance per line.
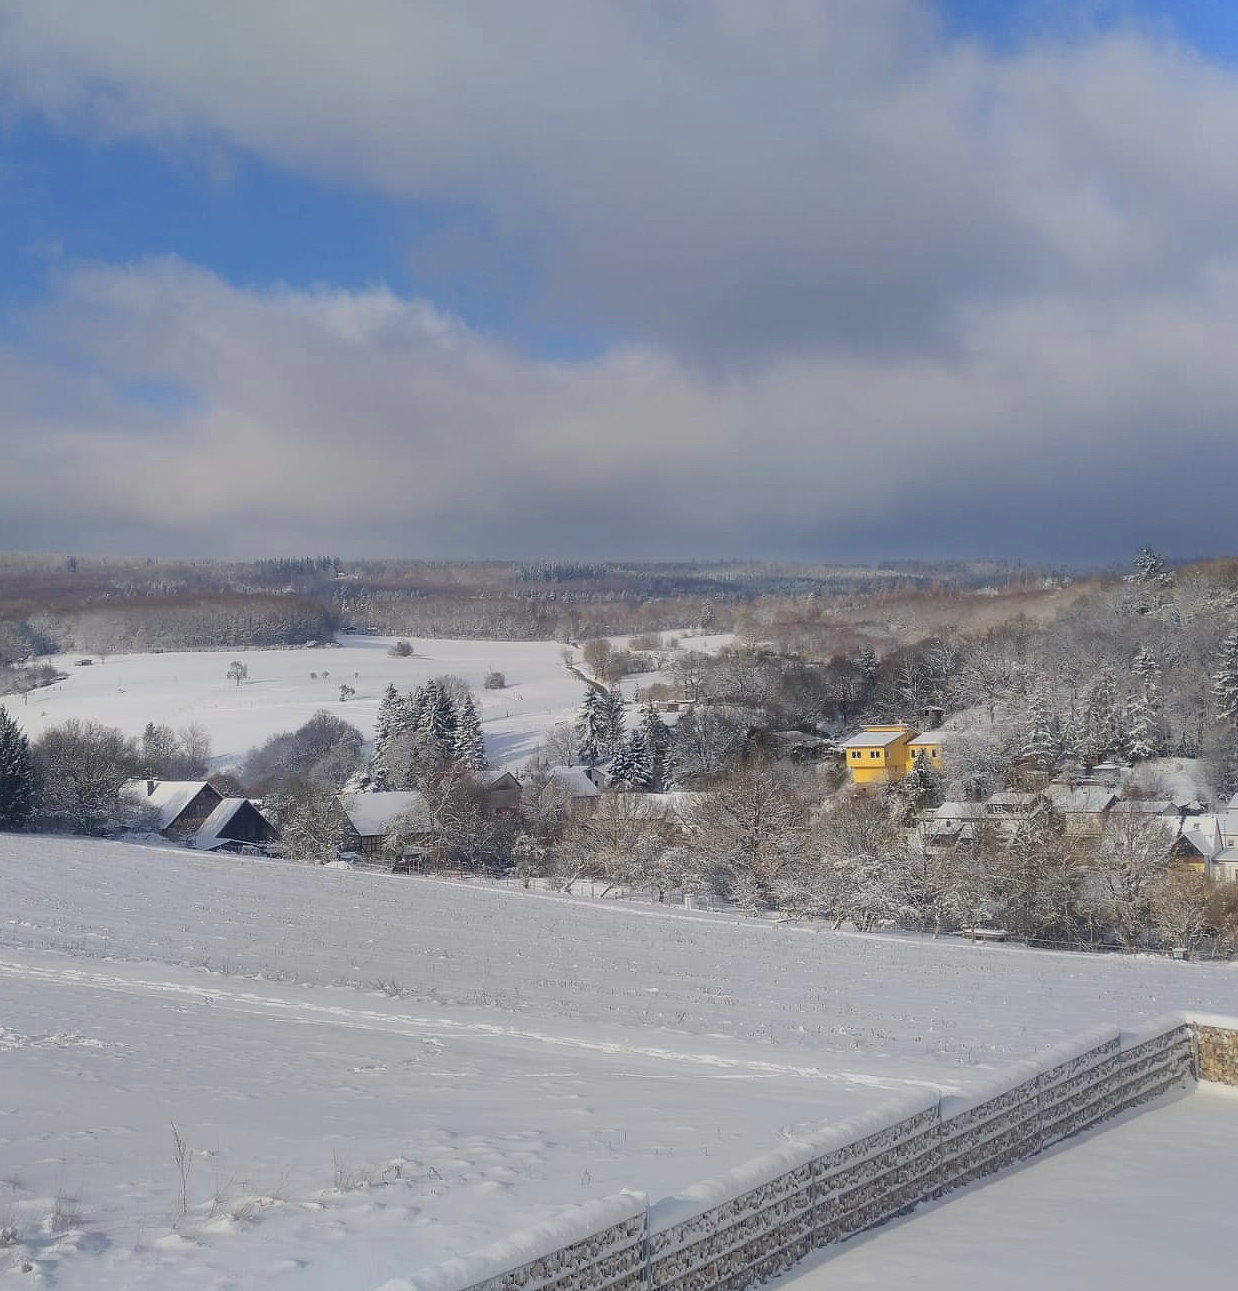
[414, 1016, 1230, 1291]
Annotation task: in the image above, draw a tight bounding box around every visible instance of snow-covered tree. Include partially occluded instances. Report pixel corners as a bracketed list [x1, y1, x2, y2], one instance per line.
[0, 706, 35, 829]
[1127, 547, 1174, 588]
[891, 751, 944, 822]
[1089, 807, 1175, 950]
[1080, 670, 1122, 765]
[603, 687, 626, 753]
[375, 684, 404, 750]
[608, 730, 652, 789]
[639, 702, 672, 791]
[686, 762, 807, 913]
[453, 695, 488, 770]
[421, 681, 458, 757]
[575, 687, 611, 765]
[1213, 628, 1238, 726]
[1020, 696, 1058, 771]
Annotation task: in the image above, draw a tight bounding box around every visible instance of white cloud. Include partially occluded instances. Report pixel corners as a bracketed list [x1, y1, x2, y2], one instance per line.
[5, 255, 1238, 559]
[4, 4, 1238, 556]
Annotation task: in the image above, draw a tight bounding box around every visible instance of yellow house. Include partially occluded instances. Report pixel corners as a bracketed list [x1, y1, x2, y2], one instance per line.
[839, 724, 919, 787]
[906, 732, 945, 772]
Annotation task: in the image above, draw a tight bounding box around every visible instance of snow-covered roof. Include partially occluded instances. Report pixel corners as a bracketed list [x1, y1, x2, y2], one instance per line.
[986, 791, 1041, 808]
[930, 801, 986, 821]
[546, 766, 606, 798]
[839, 728, 914, 749]
[193, 798, 258, 850]
[1044, 785, 1118, 814]
[907, 731, 948, 748]
[120, 779, 215, 830]
[1119, 799, 1178, 815]
[339, 791, 431, 838]
[623, 792, 702, 821]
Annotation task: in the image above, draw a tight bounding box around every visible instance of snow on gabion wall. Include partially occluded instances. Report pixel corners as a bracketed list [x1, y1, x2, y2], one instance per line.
[408, 1194, 647, 1291]
[415, 1018, 1214, 1291]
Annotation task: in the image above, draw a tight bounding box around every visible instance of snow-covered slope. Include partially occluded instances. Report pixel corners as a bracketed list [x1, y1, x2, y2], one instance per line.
[8, 633, 730, 770]
[3, 834, 1238, 1288]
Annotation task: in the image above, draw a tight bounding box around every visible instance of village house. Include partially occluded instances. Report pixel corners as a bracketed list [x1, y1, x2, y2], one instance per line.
[192, 798, 280, 853]
[487, 771, 523, 816]
[338, 790, 431, 859]
[1172, 812, 1238, 880]
[919, 800, 987, 853]
[120, 779, 279, 851]
[542, 765, 611, 816]
[1043, 784, 1119, 838]
[839, 724, 945, 788]
[120, 779, 224, 841]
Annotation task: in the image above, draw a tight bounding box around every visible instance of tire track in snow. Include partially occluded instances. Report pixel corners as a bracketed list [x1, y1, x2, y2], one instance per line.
[0, 958, 944, 1092]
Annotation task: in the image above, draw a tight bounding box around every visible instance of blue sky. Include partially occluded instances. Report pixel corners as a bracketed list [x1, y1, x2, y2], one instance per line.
[4, 1, 1238, 561]
[2, 1, 1231, 359]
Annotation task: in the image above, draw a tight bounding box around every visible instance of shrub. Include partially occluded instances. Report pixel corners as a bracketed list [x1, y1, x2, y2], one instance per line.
[388, 640, 414, 658]
[483, 670, 507, 690]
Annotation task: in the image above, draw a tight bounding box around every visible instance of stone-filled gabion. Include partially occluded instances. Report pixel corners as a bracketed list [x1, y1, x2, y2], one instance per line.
[432, 1018, 1225, 1291]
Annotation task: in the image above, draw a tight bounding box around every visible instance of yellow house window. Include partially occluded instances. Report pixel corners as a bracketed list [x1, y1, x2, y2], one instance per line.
[870, 751, 881, 759]
[850, 751, 861, 759]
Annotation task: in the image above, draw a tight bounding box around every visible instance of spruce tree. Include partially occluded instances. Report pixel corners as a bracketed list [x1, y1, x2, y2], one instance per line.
[609, 731, 652, 789]
[639, 703, 672, 791]
[0, 706, 35, 830]
[1214, 629, 1238, 726]
[375, 684, 403, 751]
[1126, 647, 1164, 761]
[453, 695, 488, 770]
[422, 681, 458, 757]
[603, 688, 626, 756]
[1021, 696, 1057, 771]
[576, 687, 610, 765]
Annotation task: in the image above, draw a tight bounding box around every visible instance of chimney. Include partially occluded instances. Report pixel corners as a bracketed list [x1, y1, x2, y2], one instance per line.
[147, 780, 156, 796]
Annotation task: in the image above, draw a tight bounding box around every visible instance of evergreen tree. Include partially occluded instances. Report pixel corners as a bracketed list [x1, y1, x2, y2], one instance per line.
[858, 647, 879, 688]
[891, 751, 943, 822]
[639, 702, 672, 791]
[421, 681, 458, 756]
[453, 695, 488, 770]
[576, 687, 610, 765]
[0, 706, 35, 829]
[1128, 547, 1173, 588]
[1081, 671, 1122, 765]
[375, 684, 403, 750]
[603, 688, 626, 755]
[609, 730, 653, 789]
[1126, 647, 1164, 761]
[1214, 629, 1238, 726]
[1125, 691, 1160, 762]
[1020, 696, 1057, 770]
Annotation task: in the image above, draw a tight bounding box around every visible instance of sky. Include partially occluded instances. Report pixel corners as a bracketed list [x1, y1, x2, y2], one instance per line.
[2, 0, 1238, 564]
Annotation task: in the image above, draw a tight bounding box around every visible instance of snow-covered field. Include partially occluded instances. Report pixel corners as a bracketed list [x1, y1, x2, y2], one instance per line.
[7, 633, 732, 770]
[4, 834, 1238, 1288]
[777, 1085, 1238, 1290]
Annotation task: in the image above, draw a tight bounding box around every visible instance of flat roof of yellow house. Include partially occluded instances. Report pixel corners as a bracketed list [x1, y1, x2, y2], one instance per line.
[840, 729, 915, 749]
[907, 732, 947, 747]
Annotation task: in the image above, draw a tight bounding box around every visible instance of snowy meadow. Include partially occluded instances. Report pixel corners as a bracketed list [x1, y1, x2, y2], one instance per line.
[10, 634, 731, 771]
[4, 835, 1238, 1287]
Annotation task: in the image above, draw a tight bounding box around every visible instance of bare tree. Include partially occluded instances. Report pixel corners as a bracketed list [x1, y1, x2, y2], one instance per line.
[1089, 807, 1176, 950]
[226, 660, 248, 687]
[686, 761, 807, 912]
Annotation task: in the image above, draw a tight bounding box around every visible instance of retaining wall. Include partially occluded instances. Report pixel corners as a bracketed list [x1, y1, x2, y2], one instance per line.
[409, 1015, 1235, 1291]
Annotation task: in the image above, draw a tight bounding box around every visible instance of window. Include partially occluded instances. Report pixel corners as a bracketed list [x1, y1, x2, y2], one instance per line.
[850, 750, 861, 760]
[870, 751, 881, 759]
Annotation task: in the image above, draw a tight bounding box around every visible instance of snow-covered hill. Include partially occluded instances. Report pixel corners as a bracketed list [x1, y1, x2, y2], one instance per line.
[7, 633, 732, 770]
[3, 834, 1238, 1288]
